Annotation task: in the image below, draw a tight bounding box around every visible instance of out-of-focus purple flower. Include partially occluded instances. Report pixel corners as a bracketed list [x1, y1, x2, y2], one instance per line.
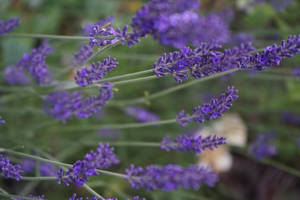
[250, 35, 300, 71]
[75, 56, 118, 87]
[6, 40, 53, 85]
[130, 0, 230, 48]
[177, 86, 238, 127]
[0, 115, 5, 125]
[0, 17, 20, 35]
[125, 106, 160, 123]
[125, 164, 218, 191]
[69, 194, 145, 200]
[161, 134, 226, 153]
[83, 16, 115, 36]
[14, 194, 44, 200]
[22, 158, 35, 172]
[292, 67, 300, 77]
[4, 66, 30, 85]
[57, 143, 119, 187]
[22, 158, 56, 176]
[153, 43, 254, 83]
[231, 33, 254, 46]
[44, 82, 114, 122]
[98, 128, 121, 140]
[72, 44, 94, 67]
[0, 154, 23, 180]
[249, 133, 277, 160]
[281, 111, 300, 126]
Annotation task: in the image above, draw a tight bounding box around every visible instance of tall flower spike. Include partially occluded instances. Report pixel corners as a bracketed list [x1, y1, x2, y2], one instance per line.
[177, 86, 238, 127]
[125, 164, 218, 191]
[161, 134, 226, 153]
[75, 56, 118, 87]
[44, 82, 114, 122]
[0, 17, 20, 35]
[125, 106, 160, 123]
[249, 132, 277, 160]
[0, 154, 23, 180]
[57, 143, 119, 187]
[72, 44, 94, 67]
[4, 66, 30, 85]
[9, 40, 54, 85]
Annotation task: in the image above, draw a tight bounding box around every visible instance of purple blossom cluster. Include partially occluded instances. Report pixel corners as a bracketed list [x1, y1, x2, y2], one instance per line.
[14, 195, 44, 200]
[130, 0, 230, 48]
[75, 56, 118, 87]
[281, 111, 300, 125]
[0, 154, 23, 180]
[249, 133, 277, 160]
[5, 40, 53, 85]
[69, 194, 145, 200]
[0, 17, 20, 35]
[161, 134, 226, 154]
[72, 44, 94, 67]
[125, 164, 218, 191]
[177, 86, 238, 127]
[57, 143, 119, 187]
[153, 43, 254, 82]
[44, 82, 114, 122]
[293, 67, 300, 77]
[125, 106, 160, 123]
[22, 158, 56, 176]
[0, 115, 5, 125]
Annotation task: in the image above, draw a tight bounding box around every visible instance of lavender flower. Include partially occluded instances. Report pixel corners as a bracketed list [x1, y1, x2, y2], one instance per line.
[83, 16, 115, 36]
[249, 133, 277, 160]
[177, 86, 238, 126]
[14, 195, 44, 200]
[281, 111, 300, 125]
[231, 33, 254, 46]
[125, 106, 160, 123]
[293, 67, 300, 77]
[0, 154, 23, 180]
[75, 56, 118, 87]
[6, 40, 53, 85]
[72, 44, 94, 67]
[0, 17, 20, 35]
[44, 82, 114, 122]
[161, 134, 226, 153]
[4, 66, 30, 85]
[130, 0, 230, 48]
[22, 158, 36, 172]
[21, 158, 56, 176]
[125, 164, 218, 191]
[0, 115, 5, 125]
[57, 143, 119, 187]
[69, 194, 145, 200]
[153, 43, 254, 82]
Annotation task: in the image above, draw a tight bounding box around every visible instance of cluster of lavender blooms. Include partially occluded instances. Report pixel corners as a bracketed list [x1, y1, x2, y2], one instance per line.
[0, 154, 23, 180]
[70, 194, 144, 200]
[0, 115, 5, 125]
[293, 67, 300, 77]
[57, 143, 119, 187]
[5, 40, 53, 85]
[161, 134, 226, 154]
[249, 133, 277, 160]
[125, 106, 160, 123]
[281, 111, 300, 126]
[0, 17, 20, 35]
[177, 86, 238, 127]
[75, 56, 118, 87]
[44, 82, 114, 122]
[125, 164, 218, 192]
[14, 194, 44, 200]
[130, 0, 230, 48]
[22, 158, 56, 176]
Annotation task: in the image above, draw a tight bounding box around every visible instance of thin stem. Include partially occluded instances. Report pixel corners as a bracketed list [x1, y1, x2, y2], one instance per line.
[111, 75, 158, 86]
[20, 176, 57, 181]
[59, 119, 177, 132]
[0, 192, 41, 200]
[3, 33, 90, 40]
[113, 68, 239, 105]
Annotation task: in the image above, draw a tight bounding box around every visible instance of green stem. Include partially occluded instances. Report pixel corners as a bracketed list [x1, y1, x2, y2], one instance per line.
[20, 176, 57, 181]
[112, 75, 158, 86]
[3, 33, 90, 40]
[113, 68, 239, 105]
[59, 119, 177, 132]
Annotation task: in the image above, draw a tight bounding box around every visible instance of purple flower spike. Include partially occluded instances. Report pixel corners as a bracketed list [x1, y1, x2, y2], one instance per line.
[14, 194, 44, 200]
[293, 67, 300, 77]
[57, 143, 119, 187]
[69, 194, 145, 200]
[161, 134, 226, 153]
[125, 106, 160, 123]
[125, 164, 218, 191]
[75, 56, 118, 87]
[0, 154, 23, 180]
[249, 133, 277, 160]
[0, 17, 20, 35]
[0, 115, 5, 125]
[4, 66, 30, 85]
[72, 44, 94, 67]
[177, 86, 238, 127]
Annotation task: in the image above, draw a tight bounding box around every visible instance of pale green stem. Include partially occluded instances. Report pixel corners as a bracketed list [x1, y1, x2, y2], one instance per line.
[20, 176, 57, 181]
[110, 75, 158, 86]
[2, 33, 90, 40]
